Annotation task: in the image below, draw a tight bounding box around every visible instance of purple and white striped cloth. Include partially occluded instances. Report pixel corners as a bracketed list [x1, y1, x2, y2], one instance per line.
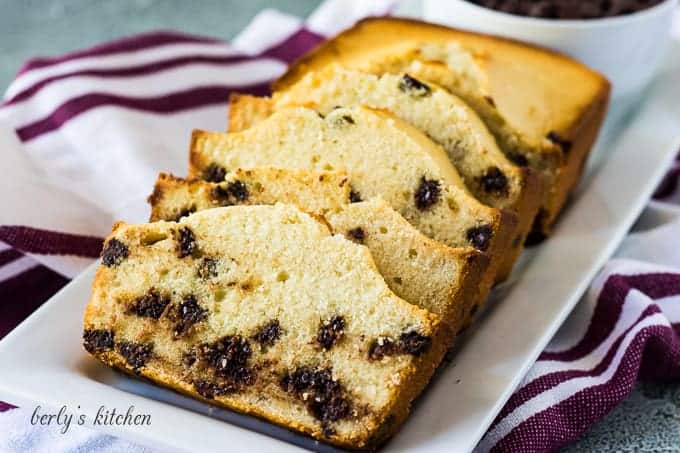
[1, 1, 679, 451]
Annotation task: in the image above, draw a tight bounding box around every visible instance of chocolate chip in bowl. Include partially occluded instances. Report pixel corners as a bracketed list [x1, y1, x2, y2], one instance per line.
[423, 0, 678, 98]
[466, 0, 665, 19]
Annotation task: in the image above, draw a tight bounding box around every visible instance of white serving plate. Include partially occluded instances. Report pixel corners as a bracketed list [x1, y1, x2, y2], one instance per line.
[1, 43, 679, 453]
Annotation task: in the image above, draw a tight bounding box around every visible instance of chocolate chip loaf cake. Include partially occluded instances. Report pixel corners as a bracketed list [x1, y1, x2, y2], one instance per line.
[272, 17, 611, 235]
[227, 67, 541, 280]
[149, 169, 488, 337]
[83, 204, 448, 449]
[188, 105, 517, 323]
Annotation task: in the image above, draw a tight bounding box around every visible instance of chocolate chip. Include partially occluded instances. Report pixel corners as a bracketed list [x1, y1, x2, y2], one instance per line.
[317, 316, 345, 351]
[508, 153, 529, 166]
[127, 290, 170, 319]
[466, 225, 493, 251]
[170, 294, 208, 337]
[212, 181, 249, 205]
[193, 380, 231, 399]
[211, 185, 233, 206]
[198, 335, 254, 387]
[347, 227, 365, 243]
[398, 74, 431, 97]
[368, 330, 431, 360]
[398, 331, 431, 357]
[484, 96, 496, 107]
[117, 341, 153, 370]
[227, 181, 249, 202]
[171, 206, 196, 222]
[547, 131, 573, 153]
[101, 238, 129, 267]
[414, 177, 442, 210]
[467, 0, 662, 19]
[203, 163, 227, 182]
[83, 329, 114, 353]
[280, 367, 351, 423]
[349, 188, 362, 203]
[332, 114, 355, 126]
[480, 167, 509, 196]
[197, 257, 218, 279]
[322, 425, 336, 437]
[251, 320, 282, 350]
[183, 350, 197, 368]
[368, 337, 397, 361]
[177, 226, 197, 258]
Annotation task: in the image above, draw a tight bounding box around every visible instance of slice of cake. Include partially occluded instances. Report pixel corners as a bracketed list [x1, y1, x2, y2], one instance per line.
[272, 17, 611, 235]
[148, 168, 352, 222]
[188, 105, 517, 323]
[227, 67, 541, 279]
[84, 204, 446, 449]
[148, 169, 488, 336]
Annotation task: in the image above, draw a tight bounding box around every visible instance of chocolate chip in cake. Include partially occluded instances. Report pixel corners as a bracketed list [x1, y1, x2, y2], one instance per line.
[83, 329, 114, 353]
[172, 206, 196, 222]
[398, 331, 431, 357]
[368, 337, 397, 361]
[346, 227, 365, 243]
[368, 331, 431, 360]
[317, 316, 346, 351]
[127, 290, 170, 319]
[212, 181, 249, 205]
[509, 153, 529, 167]
[414, 177, 442, 210]
[332, 114, 355, 126]
[322, 425, 336, 437]
[101, 238, 129, 267]
[398, 74, 431, 97]
[211, 185, 233, 206]
[198, 335, 254, 387]
[182, 350, 197, 368]
[171, 294, 208, 337]
[281, 367, 351, 423]
[227, 181, 249, 202]
[349, 188, 362, 203]
[193, 380, 231, 399]
[484, 96, 496, 107]
[467, 0, 662, 19]
[547, 131, 573, 154]
[197, 257, 218, 279]
[251, 320, 282, 351]
[203, 163, 227, 182]
[117, 341, 153, 370]
[480, 167, 509, 196]
[176, 226, 198, 258]
[466, 225, 493, 252]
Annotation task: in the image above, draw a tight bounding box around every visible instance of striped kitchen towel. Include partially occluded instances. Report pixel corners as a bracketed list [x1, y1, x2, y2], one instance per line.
[1, 1, 679, 452]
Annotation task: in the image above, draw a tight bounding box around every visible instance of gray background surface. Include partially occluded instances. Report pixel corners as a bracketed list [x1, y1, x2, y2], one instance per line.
[1, 1, 678, 451]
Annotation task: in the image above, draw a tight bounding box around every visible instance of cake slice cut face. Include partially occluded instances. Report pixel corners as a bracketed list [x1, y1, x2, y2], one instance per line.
[189, 105, 517, 322]
[272, 17, 611, 234]
[148, 169, 488, 336]
[84, 204, 445, 449]
[228, 67, 540, 280]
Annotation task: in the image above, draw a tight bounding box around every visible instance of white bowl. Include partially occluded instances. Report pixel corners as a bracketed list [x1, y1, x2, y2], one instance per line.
[422, 0, 678, 99]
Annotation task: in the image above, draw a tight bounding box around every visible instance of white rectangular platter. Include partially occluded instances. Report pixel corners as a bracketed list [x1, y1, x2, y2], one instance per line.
[0, 43, 678, 453]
